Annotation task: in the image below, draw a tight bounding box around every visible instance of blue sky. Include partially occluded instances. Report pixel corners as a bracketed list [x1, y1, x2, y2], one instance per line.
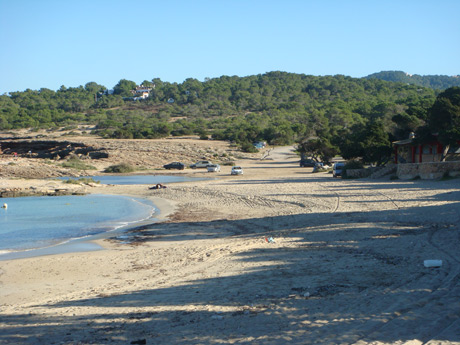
[1, 0, 459, 93]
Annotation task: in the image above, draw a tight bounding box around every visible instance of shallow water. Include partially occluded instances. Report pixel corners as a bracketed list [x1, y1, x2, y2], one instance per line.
[0, 194, 155, 255]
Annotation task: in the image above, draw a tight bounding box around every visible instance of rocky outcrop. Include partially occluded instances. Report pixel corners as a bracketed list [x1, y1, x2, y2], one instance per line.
[0, 187, 86, 198]
[0, 140, 108, 160]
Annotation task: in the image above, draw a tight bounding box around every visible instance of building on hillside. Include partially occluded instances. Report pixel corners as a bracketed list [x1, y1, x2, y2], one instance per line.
[131, 85, 153, 99]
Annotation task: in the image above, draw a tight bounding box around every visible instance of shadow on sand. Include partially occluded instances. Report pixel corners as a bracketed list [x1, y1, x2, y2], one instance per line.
[1, 180, 460, 344]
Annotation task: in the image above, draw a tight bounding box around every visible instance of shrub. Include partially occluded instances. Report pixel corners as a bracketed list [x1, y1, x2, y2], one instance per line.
[65, 177, 100, 185]
[104, 163, 135, 173]
[344, 160, 364, 170]
[60, 155, 96, 170]
[66, 131, 80, 136]
[342, 160, 364, 179]
[240, 142, 258, 153]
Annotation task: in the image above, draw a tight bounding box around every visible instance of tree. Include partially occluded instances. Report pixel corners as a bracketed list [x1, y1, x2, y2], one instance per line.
[297, 138, 337, 163]
[140, 80, 155, 88]
[113, 79, 137, 97]
[85, 82, 106, 94]
[426, 87, 460, 160]
[391, 112, 423, 140]
[337, 120, 392, 166]
[1, 72, 437, 143]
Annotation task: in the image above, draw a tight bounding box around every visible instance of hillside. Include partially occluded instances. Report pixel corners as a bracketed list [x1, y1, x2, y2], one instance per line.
[365, 70, 460, 90]
[0, 129, 258, 179]
[0, 72, 437, 147]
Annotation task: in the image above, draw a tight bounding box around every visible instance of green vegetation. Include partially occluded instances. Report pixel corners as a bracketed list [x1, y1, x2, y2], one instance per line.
[297, 138, 337, 164]
[104, 163, 135, 173]
[344, 160, 364, 170]
[60, 156, 97, 170]
[335, 119, 392, 166]
[366, 71, 460, 90]
[425, 87, 460, 160]
[64, 177, 100, 184]
[3, 72, 458, 163]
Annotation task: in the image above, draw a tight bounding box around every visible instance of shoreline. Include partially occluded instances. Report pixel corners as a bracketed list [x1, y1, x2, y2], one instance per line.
[0, 189, 178, 261]
[1, 147, 460, 344]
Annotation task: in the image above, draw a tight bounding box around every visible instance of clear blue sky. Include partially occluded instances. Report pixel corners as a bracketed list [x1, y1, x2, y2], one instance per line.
[1, 0, 459, 93]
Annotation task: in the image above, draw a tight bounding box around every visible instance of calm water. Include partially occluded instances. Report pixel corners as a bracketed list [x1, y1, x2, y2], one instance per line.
[0, 175, 206, 259]
[0, 194, 156, 256]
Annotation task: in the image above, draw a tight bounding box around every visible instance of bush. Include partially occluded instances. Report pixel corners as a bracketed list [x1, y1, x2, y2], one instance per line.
[65, 177, 100, 185]
[341, 160, 364, 179]
[344, 160, 364, 170]
[60, 155, 97, 170]
[240, 142, 259, 153]
[104, 163, 135, 173]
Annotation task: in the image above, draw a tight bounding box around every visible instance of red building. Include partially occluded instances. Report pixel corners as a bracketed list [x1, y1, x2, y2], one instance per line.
[393, 131, 460, 164]
[393, 138, 444, 164]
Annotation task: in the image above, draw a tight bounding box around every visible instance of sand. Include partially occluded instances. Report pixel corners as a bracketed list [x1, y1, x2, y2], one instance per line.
[1, 146, 460, 344]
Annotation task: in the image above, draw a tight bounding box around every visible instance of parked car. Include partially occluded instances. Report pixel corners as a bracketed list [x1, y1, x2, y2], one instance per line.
[189, 160, 212, 169]
[163, 162, 185, 170]
[300, 158, 316, 167]
[332, 162, 345, 177]
[231, 166, 243, 175]
[253, 141, 267, 149]
[207, 164, 221, 172]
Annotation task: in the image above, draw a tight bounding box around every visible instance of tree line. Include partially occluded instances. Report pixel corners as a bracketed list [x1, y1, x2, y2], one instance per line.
[2, 72, 458, 164]
[366, 71, 460, 90]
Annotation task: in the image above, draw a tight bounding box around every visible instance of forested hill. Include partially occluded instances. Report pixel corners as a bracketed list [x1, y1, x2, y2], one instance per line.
[365, 71, 460, 90]
[0, 72, 437, 148]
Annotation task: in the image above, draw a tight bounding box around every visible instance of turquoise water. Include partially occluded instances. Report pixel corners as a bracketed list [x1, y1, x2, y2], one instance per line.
[0, 194, 155, 255]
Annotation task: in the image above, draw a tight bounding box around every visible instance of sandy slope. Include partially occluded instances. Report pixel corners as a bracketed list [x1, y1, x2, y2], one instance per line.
[1, 146, 460, 344]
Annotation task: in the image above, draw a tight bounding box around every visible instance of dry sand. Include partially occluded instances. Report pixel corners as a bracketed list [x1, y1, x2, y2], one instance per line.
[1, 145, 460, 344]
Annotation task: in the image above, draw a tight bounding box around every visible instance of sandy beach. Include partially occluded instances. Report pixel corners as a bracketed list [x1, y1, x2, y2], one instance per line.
[1, 145, 460, 344]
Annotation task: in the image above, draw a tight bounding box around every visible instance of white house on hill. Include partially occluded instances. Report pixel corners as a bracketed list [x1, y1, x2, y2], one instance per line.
[131, 85, 153, 99]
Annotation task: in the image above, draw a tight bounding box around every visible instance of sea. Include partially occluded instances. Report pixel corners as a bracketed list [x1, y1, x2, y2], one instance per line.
[0, 175, 207, 260]
[0, 194, 156, 260]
